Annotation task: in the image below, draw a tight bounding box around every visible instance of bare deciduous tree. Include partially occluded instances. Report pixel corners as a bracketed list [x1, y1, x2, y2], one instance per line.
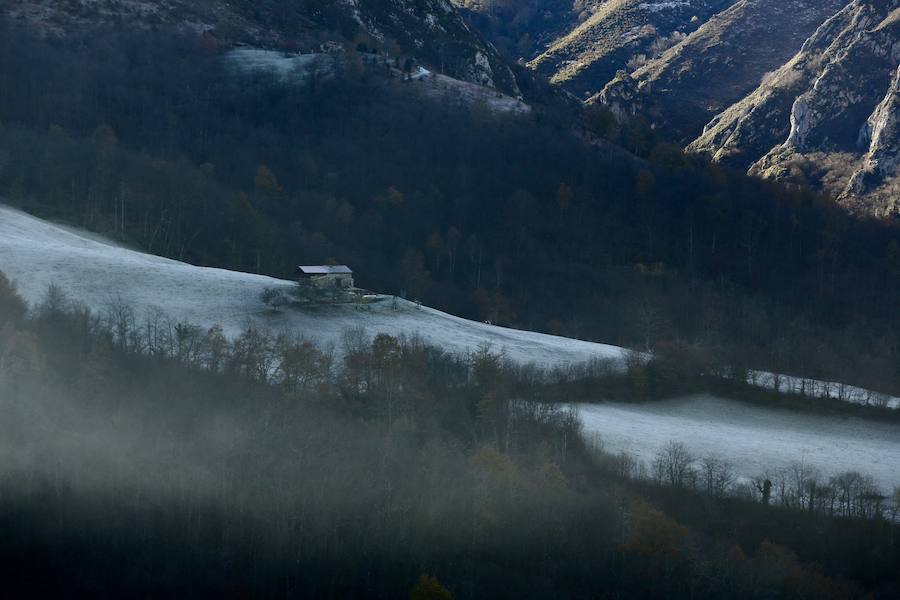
[653, 441, 696, 489]
[701, 456, 736, 498]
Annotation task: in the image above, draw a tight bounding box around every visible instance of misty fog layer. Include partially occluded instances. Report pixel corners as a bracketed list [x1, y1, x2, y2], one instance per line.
[1, 273, 898, 597]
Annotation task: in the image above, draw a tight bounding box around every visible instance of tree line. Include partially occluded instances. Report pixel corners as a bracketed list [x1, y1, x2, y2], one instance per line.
[4, 21, 900, 396]
[611, 440, 899, 522]
[1, 272, 899, 597]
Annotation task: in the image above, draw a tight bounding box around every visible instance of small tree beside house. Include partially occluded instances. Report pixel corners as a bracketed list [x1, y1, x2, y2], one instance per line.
[260, 287, 291, 311]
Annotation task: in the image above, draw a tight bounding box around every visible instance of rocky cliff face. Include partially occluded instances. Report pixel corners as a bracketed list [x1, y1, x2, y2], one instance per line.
[351, 0, 520, 94]
[525, 0, 734, 99]
[3, 0, 521, 95]
[690, 1, 900, 214]
[844, 63, 900, 209]
[592, 0, 847, 141]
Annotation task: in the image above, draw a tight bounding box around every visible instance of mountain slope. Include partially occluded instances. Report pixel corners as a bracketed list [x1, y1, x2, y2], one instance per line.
[4, 0, 523, 95]
[459, 0, 898, 211]
[844, 62, 900, 211]
[526, 0, 736, 99]
[689, 0, 900, 214]
[593, 0, 848, 141]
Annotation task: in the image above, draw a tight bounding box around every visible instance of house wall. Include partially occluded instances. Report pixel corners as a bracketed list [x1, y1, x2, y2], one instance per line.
[310, 273, 354, 289]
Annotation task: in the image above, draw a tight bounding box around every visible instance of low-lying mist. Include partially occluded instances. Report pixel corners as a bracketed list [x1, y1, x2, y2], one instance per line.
[1, 275, 898, 598]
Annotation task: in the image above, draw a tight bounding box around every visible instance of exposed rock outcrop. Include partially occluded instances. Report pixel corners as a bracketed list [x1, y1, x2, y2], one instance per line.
[597, 69, 643, 122]
[591, 0, 848, 141]
[690, 0, 900, 213]
[841, 62, 900, 212]
[525, 0, 733, 99]
[351, 0, 521, 95]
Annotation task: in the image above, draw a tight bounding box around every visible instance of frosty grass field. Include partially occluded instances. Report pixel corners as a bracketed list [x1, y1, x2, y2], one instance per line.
[576, 396, 900, 492]
[0, 205, 624, 368]
[3, 203, 899, 493]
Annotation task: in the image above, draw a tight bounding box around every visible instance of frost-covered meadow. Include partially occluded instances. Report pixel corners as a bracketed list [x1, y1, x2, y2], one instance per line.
[576, 395, 900, 493]
[0, 204, 623, 369]
[4, 203, 900, 496]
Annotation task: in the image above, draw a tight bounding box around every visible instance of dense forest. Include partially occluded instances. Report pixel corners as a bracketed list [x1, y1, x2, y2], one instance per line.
[1, 274, 899, 598]
[3, 20, 900, 397]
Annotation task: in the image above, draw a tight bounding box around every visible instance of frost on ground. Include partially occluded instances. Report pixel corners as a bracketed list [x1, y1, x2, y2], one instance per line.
[749, 370, 900, 410]
[4, 207, 899, 494]
[576, 395, 900, 493]
[638, 2, 691, 12]
[1, 204, 897, 407]
[224, 49, 335, 83]
[410, 70, 530, 114]
[0, 205, 621, 369]
[223, 49, 529, 115]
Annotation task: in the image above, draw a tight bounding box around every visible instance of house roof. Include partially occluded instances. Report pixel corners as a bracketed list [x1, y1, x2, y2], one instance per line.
[297, 265, 353, 275]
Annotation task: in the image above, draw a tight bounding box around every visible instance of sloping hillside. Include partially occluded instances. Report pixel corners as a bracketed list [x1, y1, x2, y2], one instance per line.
[459, 0, 898, 211]
[3, 0, 523, 96]
[689, 1, 900, 214]
[4, 204, 899, 409]
[224, 48, 532, 115]
[0, 204, 624, 368]
[593, 0, 847, 140]
[527, 0, 735, 99]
